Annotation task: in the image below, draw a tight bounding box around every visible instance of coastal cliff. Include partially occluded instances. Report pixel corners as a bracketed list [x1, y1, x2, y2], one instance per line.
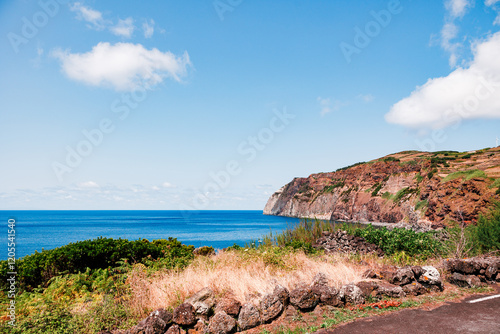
[264, 147, 500, 227]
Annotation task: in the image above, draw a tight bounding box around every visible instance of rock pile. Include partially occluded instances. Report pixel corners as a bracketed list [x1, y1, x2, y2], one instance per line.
[362, 265, 444, 296]
[444, 256, 500, 288]
[123, 265, 443, 334]
[313, 230, 384, 256]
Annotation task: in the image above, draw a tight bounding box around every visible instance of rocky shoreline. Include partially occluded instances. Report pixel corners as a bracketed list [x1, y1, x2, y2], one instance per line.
[264, 148, 500, 227]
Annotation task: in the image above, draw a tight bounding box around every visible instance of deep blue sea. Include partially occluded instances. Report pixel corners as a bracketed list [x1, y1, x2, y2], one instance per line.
[0, 210, 301, 260]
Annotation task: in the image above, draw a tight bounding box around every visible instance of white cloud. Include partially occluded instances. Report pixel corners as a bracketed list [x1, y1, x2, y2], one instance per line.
[357, 94, 374, 102]
[162, 182, 175, 188]
[385, 32, 500, 129]
[440, 22, 461, 67]
[445, 0, 471, 18]
[485, 0, 500, 25]
[317, 97, 346, 116]
[53, 42, 191, 91]
[70, 2, 107, 30]
[111, 17, 135, 38]
[438, 1, 473, 67]
[77, 181, 100, 188]
[143, 19, 155, 38]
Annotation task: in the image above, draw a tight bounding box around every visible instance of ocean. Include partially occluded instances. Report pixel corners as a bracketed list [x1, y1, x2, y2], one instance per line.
[0, 210, 301, 260]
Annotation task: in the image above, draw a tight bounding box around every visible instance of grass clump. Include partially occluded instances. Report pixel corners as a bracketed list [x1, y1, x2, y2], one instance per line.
[441, 169, 488, 183]
[415, 199, 428, 211]
[392, 187, 419, 203]
[323, 181, 344, 193]
[371, 183, 383, 197]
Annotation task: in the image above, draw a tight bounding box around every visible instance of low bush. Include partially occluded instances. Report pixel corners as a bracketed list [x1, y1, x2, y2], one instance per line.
[474, 202, 500, 253]
[353, 225, 443, 259]
[0, 237, 194, 292]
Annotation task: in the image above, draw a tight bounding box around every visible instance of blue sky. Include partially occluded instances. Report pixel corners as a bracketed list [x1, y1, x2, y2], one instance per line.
[1, 0, 500, 210]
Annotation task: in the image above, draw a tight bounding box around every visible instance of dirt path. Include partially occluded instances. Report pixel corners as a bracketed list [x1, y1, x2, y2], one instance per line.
[315, 286, 500, 334]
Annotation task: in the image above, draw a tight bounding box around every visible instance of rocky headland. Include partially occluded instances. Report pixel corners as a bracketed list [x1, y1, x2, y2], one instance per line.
[264, 147, 500, 228]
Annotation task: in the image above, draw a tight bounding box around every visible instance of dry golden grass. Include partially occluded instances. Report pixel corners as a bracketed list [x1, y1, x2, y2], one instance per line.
[125, 249, 369, 316]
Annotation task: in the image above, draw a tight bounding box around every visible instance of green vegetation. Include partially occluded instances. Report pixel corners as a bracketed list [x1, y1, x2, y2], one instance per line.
[0, 237, 194, 292]
[391, 187, 419, 203]
[353, 225, 442, 259]
[381, 191, 392, 199]
[371, 183, 383, 197]
[323, 180, 344, 193]
[298, 183, 312, 194]
[441, 169, 488, 183]
[427, 168, 438, 179]
[415, 199, 428, 211]
[473, 202, 500, 253]
[432, 150, 459, 156]
[382, 156, 400, 163]
[336, 161, 365, 172]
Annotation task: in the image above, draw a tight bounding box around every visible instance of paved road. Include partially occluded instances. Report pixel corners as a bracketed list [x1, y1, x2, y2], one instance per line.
[315, 288, 500, 334]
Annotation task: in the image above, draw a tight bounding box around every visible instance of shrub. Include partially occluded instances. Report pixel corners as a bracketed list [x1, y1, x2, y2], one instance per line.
[474, 202, 500, 253]
[353, 225, 443, 259]
[0, 237, 194, 292]
[441, 169, 488, 183]
[383, 157, 400, 163]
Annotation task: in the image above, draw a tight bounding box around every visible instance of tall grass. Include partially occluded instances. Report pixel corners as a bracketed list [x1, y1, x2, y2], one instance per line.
[247, 219, 361, 250]
[125, 250, 367, 317]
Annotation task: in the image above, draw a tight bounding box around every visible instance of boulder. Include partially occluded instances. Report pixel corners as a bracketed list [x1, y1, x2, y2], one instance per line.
[283, 305, 299, 320]
[448, 272, 482, 288]
[187, 320, 207, 334]
[411, 266, 424, 279]
[402, 282, 428, 296]
[290, 285, 319, 310]
[208, 311, 237, 334]
[355, 281, 378, 298]
[216, 296, 241, 317]
[312, 282, 342, 307]
[128, 308, 172, 334]
[375, 281, 405, 298]
[455, 259, 480, 274]
[338, 284, 365, 305]
[392, 267, 414, 286]
[485, 264, 498, 281]
[418, 266, 443, 289]
[173, 303, 197, 326]
[237, 303, 261, 330]
[165, 324, 186, 334]
[362, 269, 381, 279]
[273, 284, 290, 307]
[379, 269, 396, 283]
[185, 288, 215, 320]
[260, 290, 284, 323]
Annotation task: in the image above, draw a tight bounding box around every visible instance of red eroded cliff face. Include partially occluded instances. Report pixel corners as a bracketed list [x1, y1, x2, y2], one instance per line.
[264, 148, 500, 227]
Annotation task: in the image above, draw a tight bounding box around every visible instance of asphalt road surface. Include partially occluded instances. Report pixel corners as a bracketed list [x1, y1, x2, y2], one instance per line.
[315, 288, 500, 334]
